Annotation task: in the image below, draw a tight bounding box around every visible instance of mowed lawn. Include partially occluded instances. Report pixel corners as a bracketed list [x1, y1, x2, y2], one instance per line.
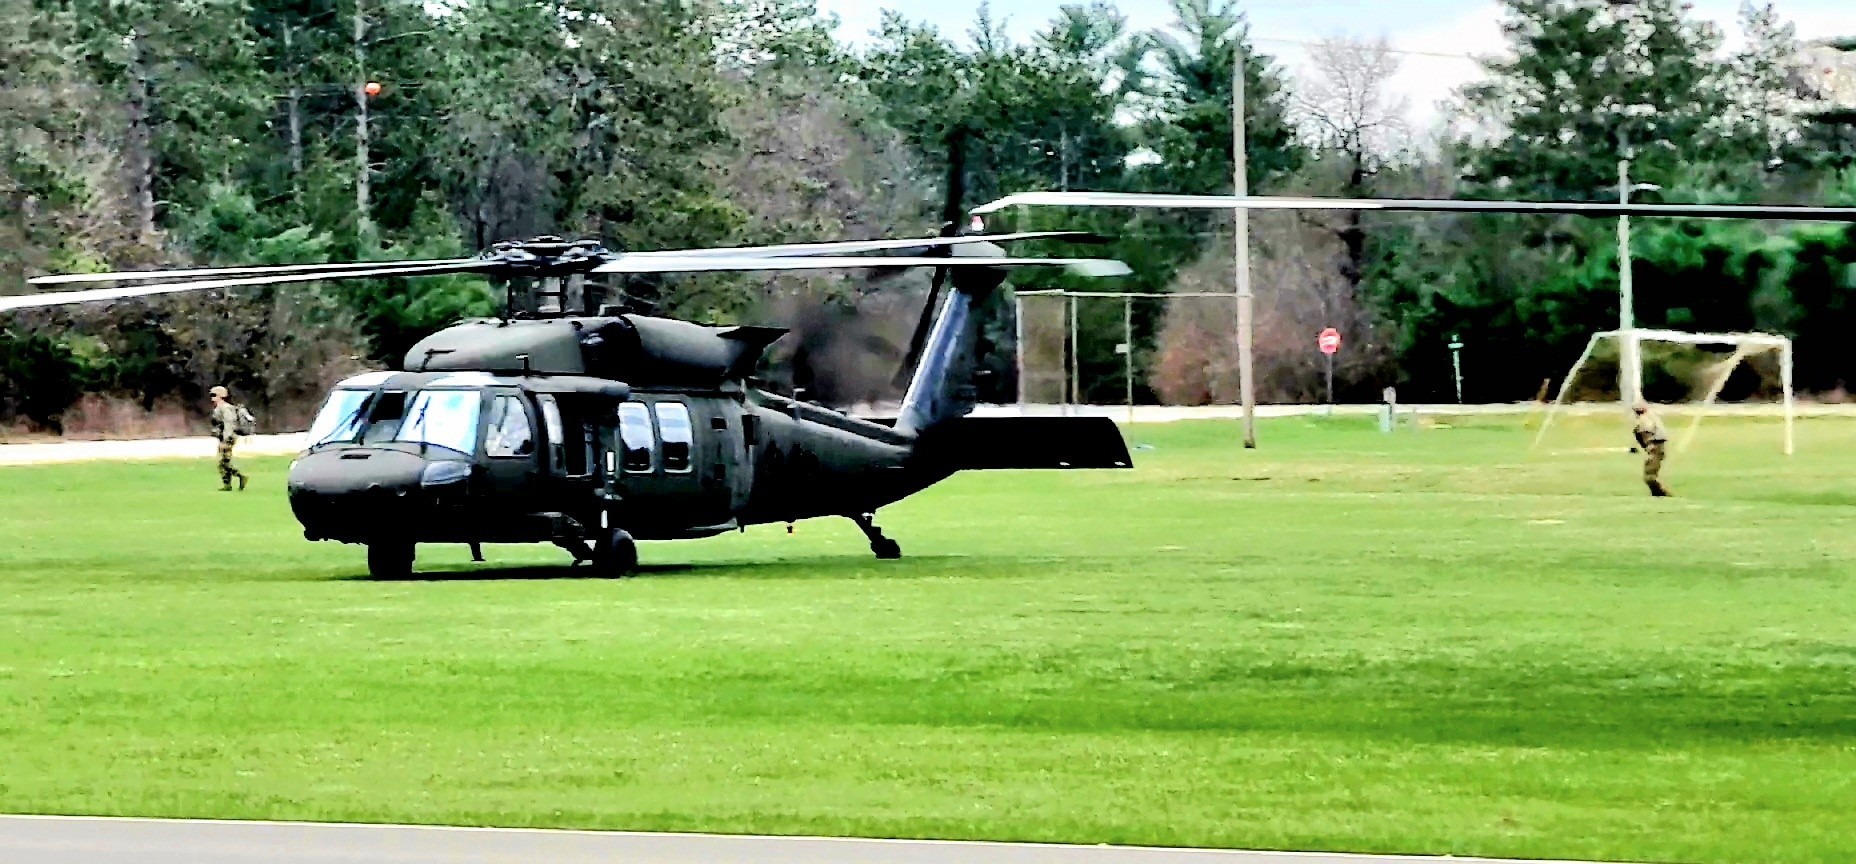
[3, 415, 1855, 864]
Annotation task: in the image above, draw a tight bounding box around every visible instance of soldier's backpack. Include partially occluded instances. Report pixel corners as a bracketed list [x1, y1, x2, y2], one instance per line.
[234, 405, 257, 437]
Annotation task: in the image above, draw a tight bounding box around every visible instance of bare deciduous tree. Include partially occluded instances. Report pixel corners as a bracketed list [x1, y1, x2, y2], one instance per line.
[714, 74, 938, 405]
[1291, 37, 1412, 184]
[1291, 37, 1412, 294]
[1152, 214, 1397, 405]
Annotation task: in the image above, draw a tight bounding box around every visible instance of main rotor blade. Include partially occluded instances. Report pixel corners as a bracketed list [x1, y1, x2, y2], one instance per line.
[29, 257, 478, 286]
[971, 191, 1856, 221]
[626, 231, 1109, 260]
[594, 255, 1131, 276]
[2, 262, 493, 312]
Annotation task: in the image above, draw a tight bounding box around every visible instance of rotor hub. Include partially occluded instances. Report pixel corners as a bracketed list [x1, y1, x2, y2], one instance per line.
[484, 236, 614, 277]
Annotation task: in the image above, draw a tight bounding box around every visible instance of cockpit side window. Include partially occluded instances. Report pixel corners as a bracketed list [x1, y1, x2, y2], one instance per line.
[618, 402, 656, 473]
[654, 402, 694, 473]
[307, 389, 371, 446]
[485, 394, 535, 458]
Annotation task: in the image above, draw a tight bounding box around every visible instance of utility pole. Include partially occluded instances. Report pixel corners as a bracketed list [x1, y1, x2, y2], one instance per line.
[1233, 39, 1257, 448]
[1617, 156, 1639, 407]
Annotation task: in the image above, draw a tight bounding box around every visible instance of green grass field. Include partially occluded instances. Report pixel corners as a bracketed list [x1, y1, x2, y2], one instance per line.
[4, 415, 1855, 863]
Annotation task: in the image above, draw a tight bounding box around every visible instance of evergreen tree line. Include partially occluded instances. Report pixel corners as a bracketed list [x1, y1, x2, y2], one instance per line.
[2, 0, 1853, 434]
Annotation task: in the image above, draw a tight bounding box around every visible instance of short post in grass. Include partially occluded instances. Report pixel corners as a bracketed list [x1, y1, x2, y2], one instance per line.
[1448, 334, 1465, 404]
[1380, 387, 1397, 433]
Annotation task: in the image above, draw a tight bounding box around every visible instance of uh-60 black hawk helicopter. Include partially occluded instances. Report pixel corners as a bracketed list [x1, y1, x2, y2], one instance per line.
[10, 216, 1137, 578]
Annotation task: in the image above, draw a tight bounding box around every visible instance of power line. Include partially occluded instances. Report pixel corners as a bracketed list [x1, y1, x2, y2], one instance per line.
[1252, 36, 1483, 62]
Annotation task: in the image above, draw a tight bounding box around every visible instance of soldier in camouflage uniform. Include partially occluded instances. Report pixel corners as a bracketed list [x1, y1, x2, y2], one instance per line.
[209, 385, 249, 492]
[1632, 402, 1670, 497]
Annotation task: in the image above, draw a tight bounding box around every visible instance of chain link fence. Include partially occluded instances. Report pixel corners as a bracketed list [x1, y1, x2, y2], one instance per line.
[1014, 290, 1246, 412]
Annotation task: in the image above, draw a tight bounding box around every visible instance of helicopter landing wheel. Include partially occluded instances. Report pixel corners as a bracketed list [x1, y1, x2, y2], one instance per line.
[366, 541, 415, 579]
[592, 529, 638, 577]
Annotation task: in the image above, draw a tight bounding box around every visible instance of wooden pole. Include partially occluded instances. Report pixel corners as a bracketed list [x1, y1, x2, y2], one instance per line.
[1618, 157, 1639, 407]
[1234, 41, 1256, 447]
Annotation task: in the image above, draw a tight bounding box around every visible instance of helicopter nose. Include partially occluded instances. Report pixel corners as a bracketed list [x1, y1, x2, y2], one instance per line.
[287, 448, 430, 541]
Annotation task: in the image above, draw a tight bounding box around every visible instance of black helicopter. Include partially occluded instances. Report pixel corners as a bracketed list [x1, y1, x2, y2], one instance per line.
[10, 204, 1136, 578]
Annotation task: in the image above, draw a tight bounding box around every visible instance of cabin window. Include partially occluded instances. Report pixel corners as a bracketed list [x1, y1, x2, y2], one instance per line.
[537, 394, 566, 470]
[485, 395, 534, 458]
[655, 402, 694, 473]
[562, 403, 591, 477]
[618, 402, 656, 473]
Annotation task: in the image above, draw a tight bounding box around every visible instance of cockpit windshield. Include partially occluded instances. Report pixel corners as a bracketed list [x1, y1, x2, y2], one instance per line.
[307, 389, 372, 446]
[393, 389, 482, 455]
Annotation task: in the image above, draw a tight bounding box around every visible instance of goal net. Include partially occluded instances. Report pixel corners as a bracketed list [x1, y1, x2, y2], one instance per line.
[1530, 328, 1794, 456]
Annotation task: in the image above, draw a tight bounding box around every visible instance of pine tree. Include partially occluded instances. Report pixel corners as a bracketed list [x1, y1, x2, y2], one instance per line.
[1142, 0, 1300, 195]
[1461, 0, 1736, 198]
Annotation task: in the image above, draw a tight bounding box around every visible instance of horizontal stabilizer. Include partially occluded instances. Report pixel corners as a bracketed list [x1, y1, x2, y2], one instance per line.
[914, 417, 1132, 470]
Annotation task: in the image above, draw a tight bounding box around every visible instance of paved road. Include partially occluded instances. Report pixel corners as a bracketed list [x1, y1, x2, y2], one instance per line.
[0, 816, 1616, 864]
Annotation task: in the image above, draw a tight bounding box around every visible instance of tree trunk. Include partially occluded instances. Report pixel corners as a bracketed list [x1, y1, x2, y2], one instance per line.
[1059, 126, 1071, 191]
[124, 28, 157, 243]
[1339, 154, 1367, 291]
[1339, 209, 1365, 287]
[353, 0, 370, 238]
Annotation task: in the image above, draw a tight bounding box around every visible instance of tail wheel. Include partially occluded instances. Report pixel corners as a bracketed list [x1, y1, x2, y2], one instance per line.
[593, 529, 638, 576]
[366, 542, 415, 579]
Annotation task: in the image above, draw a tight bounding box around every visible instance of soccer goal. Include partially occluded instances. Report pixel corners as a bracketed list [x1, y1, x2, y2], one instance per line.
[1530, 328, 1794, 456]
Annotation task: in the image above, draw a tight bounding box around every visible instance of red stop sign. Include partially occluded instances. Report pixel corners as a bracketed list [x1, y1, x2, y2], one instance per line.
[1318, 327, 1342, 355]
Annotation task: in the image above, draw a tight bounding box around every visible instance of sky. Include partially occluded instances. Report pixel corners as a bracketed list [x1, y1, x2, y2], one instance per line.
[819, 0, 1855, 133]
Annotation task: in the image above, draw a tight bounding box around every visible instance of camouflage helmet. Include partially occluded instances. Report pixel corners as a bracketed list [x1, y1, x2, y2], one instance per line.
[210, 385, 229, 398]
[1632, 401, 1648, 414]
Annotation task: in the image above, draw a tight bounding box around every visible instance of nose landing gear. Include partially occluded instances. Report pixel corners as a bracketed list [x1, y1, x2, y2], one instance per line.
[849, 513, 901, 560]
[366, 541, 415, 579]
